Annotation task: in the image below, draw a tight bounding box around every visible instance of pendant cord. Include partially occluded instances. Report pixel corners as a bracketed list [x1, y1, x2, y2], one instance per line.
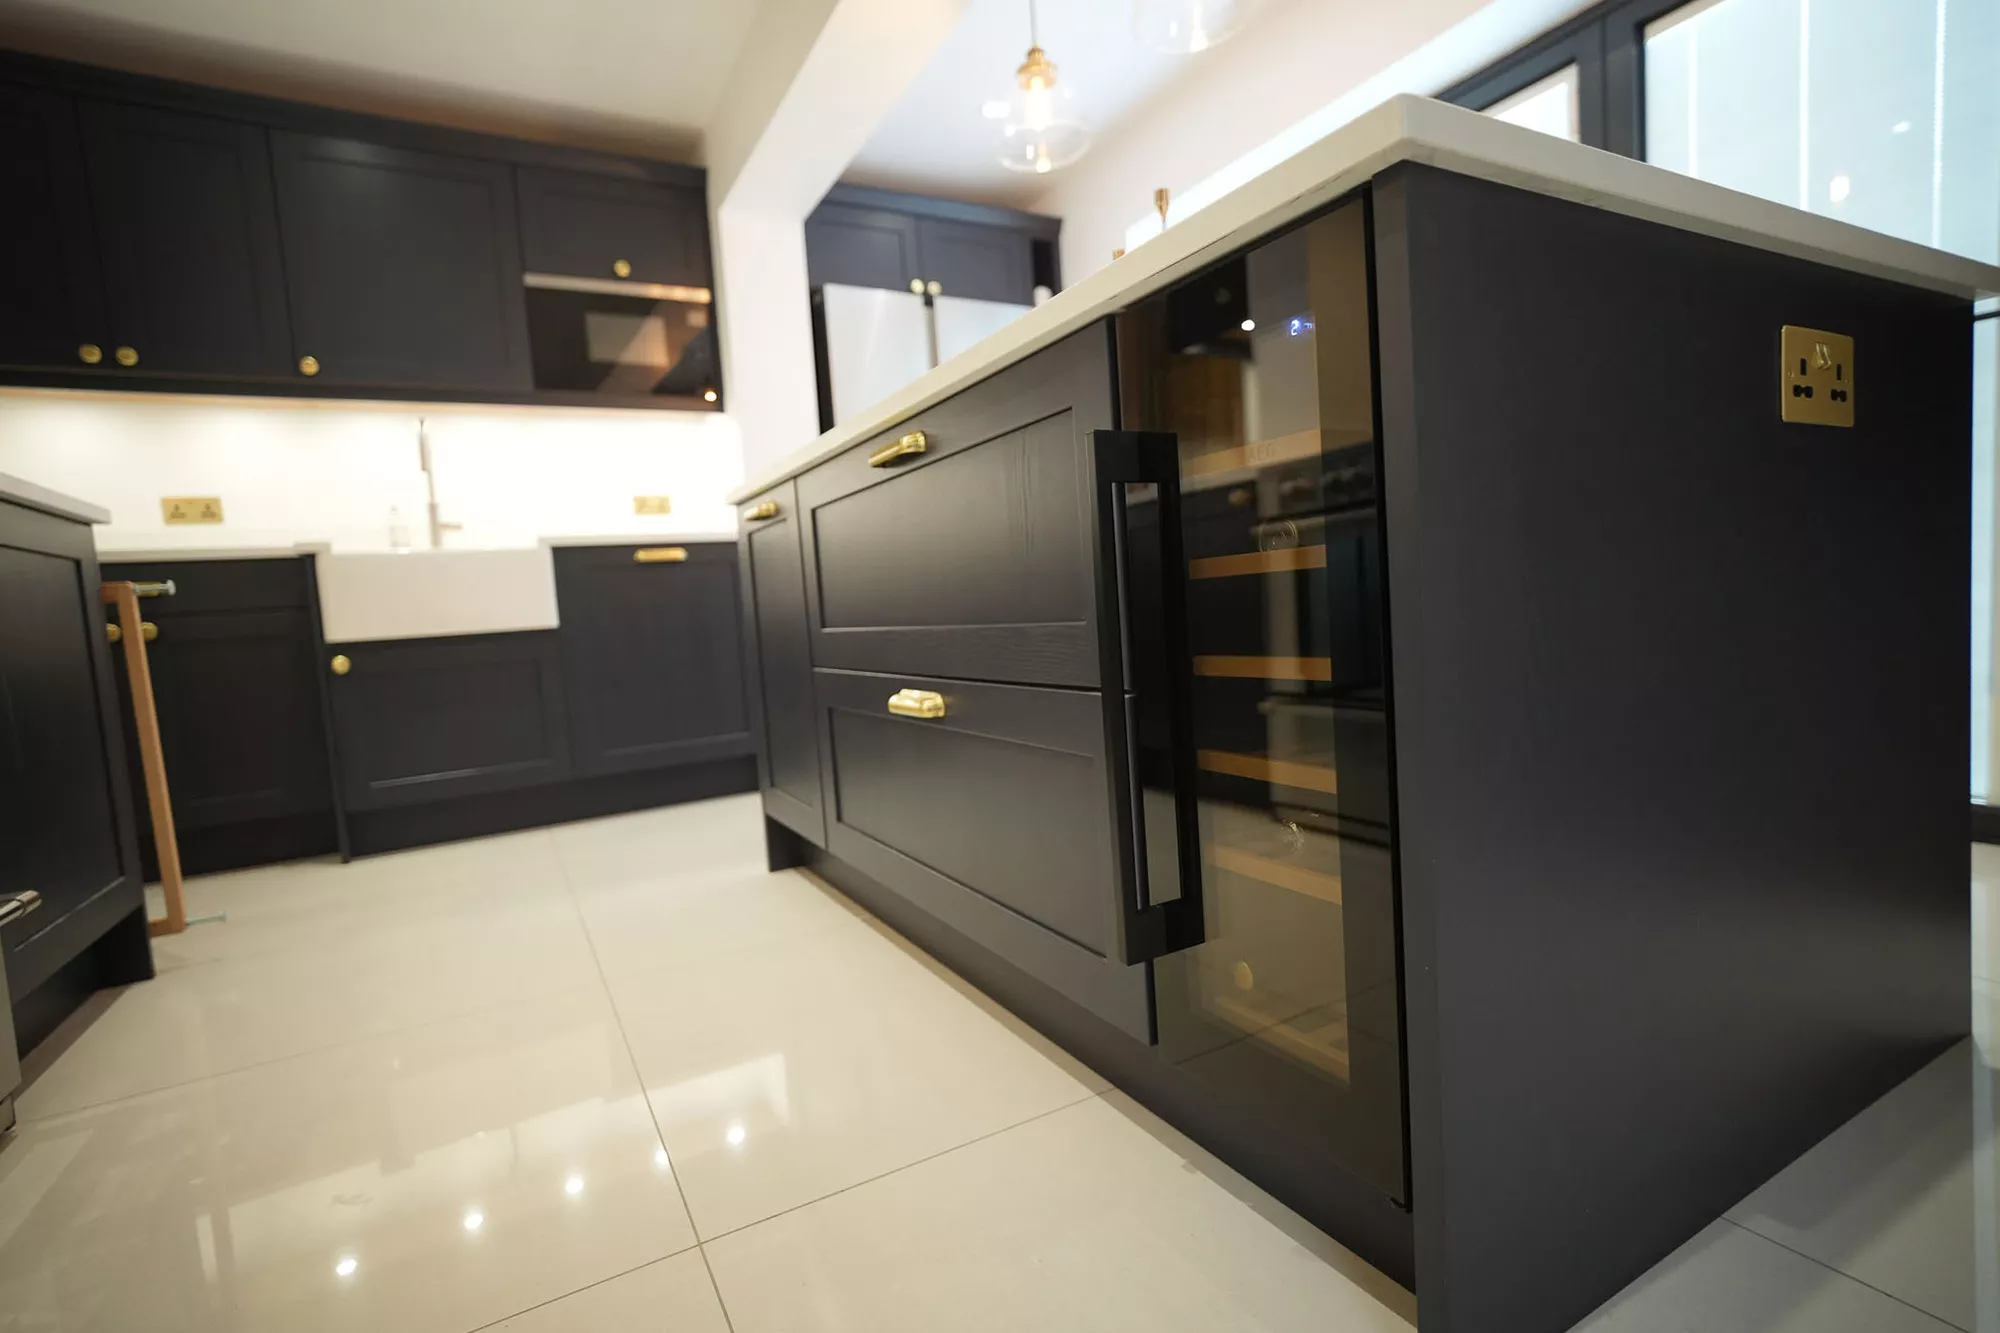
[1029, 0, 1040, 48]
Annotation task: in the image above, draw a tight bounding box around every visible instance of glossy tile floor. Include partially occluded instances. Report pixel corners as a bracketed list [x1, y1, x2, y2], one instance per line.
[0, 795, 1989, 1331]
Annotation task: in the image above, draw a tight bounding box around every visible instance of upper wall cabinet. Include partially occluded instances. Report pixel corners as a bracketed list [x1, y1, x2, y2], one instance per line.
[0, 84, 107, 369]
[517, 167, 709, 288]
[80, 101, 293, 378]
[806, 202, 923, 293]
[805, 187, 1060, 307]
[271, 132, 533, 391]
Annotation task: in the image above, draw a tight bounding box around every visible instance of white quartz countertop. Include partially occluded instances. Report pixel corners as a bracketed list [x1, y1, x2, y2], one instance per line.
[730, 94, 2000, 504]
[95, 531, 736, 564]
[0, 473, 109, 525]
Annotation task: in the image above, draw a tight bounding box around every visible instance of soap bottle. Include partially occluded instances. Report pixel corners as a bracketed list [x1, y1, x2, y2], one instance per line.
[388, 506, 412, 553]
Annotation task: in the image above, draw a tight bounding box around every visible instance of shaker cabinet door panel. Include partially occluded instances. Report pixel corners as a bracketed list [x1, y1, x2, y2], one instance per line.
[326, 632, 570, 810]
[805, 203, 921, 293]
[0, 83, 108, 369]
[518, 167, 709, 288]
[81, 101, 293, 378]
[916, 216, 1035, 305]
[739, 485, 826, 844]
[555, 544, 751, 777]
[798, 322, 1115, 687]
[270, 132, 532, 390]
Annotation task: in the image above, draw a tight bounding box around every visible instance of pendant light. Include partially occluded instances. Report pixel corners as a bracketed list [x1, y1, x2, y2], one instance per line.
[1132, 0, 1255, 54]
[994, 0, 1090, 175]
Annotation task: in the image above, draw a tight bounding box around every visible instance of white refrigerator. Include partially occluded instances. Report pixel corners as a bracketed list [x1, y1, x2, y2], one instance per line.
[819, 283, 1033, 427]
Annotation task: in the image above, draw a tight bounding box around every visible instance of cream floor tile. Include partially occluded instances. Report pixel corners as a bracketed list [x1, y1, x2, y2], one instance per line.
[481, 1252, 731, 1332]
[1572, 1219, 1959, 1332]
[19, 891, 603, 1119]
[703, 1092, 1414, 1333]
[612, 918, 1102, 1240]
[551, 795, 769, 893]
[146, 828, 571, 971]
[0, 987, 695, 1333]
[573, 866, 876, 981]
[1724, 1035, 1996, 1332]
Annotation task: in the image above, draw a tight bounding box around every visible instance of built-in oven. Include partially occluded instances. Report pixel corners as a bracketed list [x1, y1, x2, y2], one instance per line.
[522, 273, 720, 405]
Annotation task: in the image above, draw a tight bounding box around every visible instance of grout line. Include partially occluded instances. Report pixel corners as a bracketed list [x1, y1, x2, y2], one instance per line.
[457, 1251, 701, 1333]
[1719, 1217, 1969, 1332]
[549, 831, 738, 1333]
[692, 1089, 1103, 1249]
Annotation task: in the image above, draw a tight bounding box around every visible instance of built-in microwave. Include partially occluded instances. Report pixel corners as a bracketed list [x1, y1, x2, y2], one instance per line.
[522, 273, 720, 405]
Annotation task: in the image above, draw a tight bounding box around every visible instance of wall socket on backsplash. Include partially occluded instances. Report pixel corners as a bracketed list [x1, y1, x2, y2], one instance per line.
[161, 496, 225, 525]
[632, 495, 673, 515]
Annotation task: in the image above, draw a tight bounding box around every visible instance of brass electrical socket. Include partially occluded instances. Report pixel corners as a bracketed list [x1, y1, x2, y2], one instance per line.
[1780, 325, 1854, 427]
[161, 496, 224, 524]
[633, 495, 673, 515]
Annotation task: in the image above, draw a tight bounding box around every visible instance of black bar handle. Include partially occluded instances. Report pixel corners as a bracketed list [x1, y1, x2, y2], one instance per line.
[1089, 429, 1204, 966]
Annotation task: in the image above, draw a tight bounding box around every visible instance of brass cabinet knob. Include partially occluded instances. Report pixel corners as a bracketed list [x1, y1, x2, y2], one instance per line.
[78, 343, 103, 365]
[908, 278, 925, 295]
[140, 621, 158, 642]
[926, 280, 942, 296]
[886, 688, 947, 719]
[114, 345, 139, 367]
[330, 653, 351, 676]
[105, 622, 121, 643]
[299, 355, 320, 377]
[613, 258, 632, 278]
[744, 500, 779, 521]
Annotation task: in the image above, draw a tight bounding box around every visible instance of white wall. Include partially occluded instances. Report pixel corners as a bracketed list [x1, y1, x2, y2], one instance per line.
[0, 390, 742, 554]
[1029, 0, 1596, 283]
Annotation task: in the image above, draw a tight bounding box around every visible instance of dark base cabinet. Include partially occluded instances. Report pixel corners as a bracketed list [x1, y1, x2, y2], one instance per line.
[742, 158, 1976, 1333]
[101, 558, 338, 877]
[1, 494, 152, 1055]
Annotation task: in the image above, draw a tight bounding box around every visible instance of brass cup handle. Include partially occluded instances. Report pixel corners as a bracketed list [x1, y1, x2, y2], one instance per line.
[330, 654, 351, 676]
[886, 688, 947, 719]
[868, 431, 928, 469]
[744, 500, 780, 521]
[633, 547, 687, 563]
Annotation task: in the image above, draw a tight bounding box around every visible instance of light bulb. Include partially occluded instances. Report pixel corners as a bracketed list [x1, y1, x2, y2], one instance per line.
[334, 1256, 358, 1279]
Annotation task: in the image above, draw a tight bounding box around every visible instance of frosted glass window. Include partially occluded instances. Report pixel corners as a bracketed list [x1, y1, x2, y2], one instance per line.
[1645, 0, 2000, 797]
[1484, 64, 1581, 141]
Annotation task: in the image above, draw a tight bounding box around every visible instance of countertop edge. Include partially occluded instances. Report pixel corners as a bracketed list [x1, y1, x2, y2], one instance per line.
[94, 534, 738, 563]
[729, 94, 2000, 504]
[0, 473, 111, 526]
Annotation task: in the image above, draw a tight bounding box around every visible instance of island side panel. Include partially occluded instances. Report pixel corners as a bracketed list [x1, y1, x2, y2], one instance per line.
[1374, 162, 1970, 1333]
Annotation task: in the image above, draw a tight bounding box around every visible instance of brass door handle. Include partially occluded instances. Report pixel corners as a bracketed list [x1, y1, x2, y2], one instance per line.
[299, 355, 320, 377]
[330, 654, 351, 675]
[633, 547, 687, 563]
[908, 279, 925, 294]
[744, 500, 779, 521]
[78, 343, 103, 365]
[613, 259, 632, 278]
[105, 622, 121, 643]
[140, 621, 157, 642]
[114, 345, 139, 367]
[868, 431, 928, 468]
[886, 688, 947, 719]
[925, 280, 942, 296]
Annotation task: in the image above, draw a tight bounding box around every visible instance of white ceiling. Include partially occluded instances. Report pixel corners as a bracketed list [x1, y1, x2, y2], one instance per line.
[842, 0, 1232, 209]
[0, 0, 767, 159]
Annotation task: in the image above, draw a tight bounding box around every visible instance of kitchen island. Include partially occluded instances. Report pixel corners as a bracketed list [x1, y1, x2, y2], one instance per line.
[729, 96, 1998, 1333]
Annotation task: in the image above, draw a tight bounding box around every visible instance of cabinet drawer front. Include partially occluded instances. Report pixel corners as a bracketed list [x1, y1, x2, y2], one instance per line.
[102, 556, 310, 613]
[799, 322, 1114, 687]
[816, 668, 1150, 1039]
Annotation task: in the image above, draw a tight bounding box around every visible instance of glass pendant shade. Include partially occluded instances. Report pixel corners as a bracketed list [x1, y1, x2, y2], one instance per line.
[994, 44, 1091, 174]
[1132, 0, 1254, 54]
